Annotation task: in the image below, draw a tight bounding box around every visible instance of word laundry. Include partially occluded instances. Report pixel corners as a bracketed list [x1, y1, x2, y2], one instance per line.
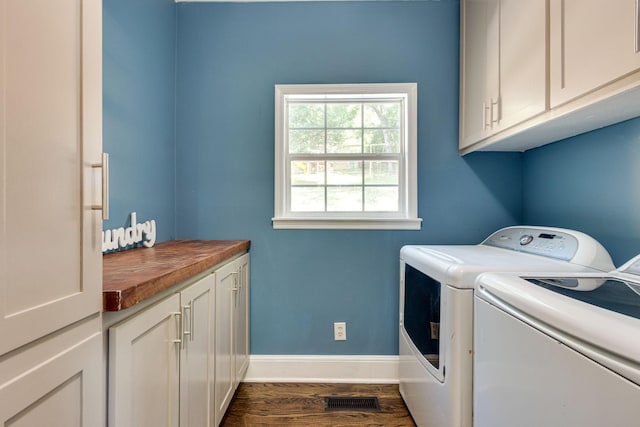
[102, 212, 156, 252]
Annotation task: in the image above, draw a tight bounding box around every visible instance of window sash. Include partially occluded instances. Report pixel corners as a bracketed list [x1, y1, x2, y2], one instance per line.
[273, 83, 421, 230]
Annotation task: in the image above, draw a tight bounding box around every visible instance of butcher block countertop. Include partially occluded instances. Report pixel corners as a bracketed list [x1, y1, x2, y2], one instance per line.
[103, 239, 251, 312]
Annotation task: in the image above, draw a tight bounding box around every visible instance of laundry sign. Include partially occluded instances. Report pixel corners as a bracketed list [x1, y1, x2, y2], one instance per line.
[102, 212, 157, 253]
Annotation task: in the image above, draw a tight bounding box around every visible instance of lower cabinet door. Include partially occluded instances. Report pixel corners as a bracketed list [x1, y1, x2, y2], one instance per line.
[109, 294, 181, 427]
[0, 324, 102, 427]
[234, 254, 250, 382]
[214, 261, 236, 425]
[180, 274, 215, 427]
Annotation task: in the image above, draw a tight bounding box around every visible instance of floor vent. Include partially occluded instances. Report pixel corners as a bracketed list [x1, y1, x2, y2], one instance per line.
[324, 396, 381, 412]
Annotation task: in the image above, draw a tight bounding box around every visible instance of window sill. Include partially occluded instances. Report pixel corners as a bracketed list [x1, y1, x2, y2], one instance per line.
[271, 217, 423, 230]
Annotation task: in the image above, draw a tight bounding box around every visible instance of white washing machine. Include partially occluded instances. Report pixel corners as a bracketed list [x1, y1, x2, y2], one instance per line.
[474, 254, 640, 427]
[399, 226, 614, 427]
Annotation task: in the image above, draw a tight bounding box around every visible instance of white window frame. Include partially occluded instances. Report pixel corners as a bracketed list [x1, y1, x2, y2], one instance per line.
[273, 83, 421, 230]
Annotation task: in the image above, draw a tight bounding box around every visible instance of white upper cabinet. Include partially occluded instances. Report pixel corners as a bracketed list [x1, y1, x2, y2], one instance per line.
[0, 0, 103, 355]
[550, 0, 640, 107]
[460, 0, 640, 153]
[460, 0, 546, 150]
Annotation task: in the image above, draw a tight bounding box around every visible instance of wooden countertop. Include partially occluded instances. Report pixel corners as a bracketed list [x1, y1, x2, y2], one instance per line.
[103, 239, 250, 311]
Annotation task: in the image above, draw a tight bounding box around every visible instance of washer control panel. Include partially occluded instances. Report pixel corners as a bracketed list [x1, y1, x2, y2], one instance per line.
[484, 227, 579, 261]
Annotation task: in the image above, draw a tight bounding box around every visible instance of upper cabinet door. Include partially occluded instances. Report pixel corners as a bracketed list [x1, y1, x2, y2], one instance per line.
[460, 0, 496, 149]
[0, 0, 102, 356]
[550, 0, 640, 107]
[497, 0, 546, 130]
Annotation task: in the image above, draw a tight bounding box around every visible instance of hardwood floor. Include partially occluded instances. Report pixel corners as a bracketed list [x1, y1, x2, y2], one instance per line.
[220, 383, 416, 426]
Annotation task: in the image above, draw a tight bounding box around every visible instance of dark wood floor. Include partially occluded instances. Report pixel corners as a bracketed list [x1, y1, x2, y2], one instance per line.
[220, 383, 416, 426]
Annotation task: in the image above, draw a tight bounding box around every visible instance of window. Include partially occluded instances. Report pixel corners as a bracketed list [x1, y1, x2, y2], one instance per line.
[273, 83, 421, 230]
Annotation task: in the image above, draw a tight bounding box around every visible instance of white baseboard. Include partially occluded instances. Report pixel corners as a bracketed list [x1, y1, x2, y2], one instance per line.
[243, 355, 399, 384]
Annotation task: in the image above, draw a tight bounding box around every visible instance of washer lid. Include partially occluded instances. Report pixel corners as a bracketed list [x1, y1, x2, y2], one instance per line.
[525, 277, 640, 320]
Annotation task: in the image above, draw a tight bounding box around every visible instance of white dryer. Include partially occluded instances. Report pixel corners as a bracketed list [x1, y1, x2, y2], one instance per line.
[474, 254, 640, 427]
[399, 226, 614, 427]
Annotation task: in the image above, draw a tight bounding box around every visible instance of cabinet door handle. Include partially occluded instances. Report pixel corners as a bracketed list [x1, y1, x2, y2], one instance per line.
[172, 311, 182, 346]
[231, 271, 240, 292]
[560, 0, 566, 88]
[483, 102, 491, 129]
[91, 152, 109, 220]
[189, 302, 195, 342]
[491, 97, 501, 124]
[182, 304, 192, 346]
[636, 0, 639, 53]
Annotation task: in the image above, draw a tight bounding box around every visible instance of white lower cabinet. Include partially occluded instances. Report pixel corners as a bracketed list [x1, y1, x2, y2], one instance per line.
[109, 274, 215, 427]
[108, 254, 250, 427]
[215, 253, 250, 426]
[0, 318, 102, 427]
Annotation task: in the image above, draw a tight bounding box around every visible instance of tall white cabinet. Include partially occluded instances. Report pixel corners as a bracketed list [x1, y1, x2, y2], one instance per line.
[0, 0, 103, 425]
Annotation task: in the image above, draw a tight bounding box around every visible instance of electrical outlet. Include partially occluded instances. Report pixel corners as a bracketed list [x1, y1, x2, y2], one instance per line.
[334, 322, 347, 341]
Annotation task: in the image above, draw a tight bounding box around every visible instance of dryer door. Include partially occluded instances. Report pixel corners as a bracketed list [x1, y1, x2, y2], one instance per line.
[401, 263, 444, 381]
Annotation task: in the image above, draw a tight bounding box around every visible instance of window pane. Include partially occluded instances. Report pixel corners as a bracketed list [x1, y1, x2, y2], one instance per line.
[364, 129, 400, 153]
[327, 186, 362, 211]
[327, 161, 362, 185]
[327, 103, 361, 128]
[364, 161, 398, 185]
[363, 102, 401, 128]
[289, 130, 325, 153]
[327, 130, 362, 153]
[291, 161, 325, 185]
[291, 187, 325, 212]
[365, 187, 399, 212]
[289, 103, 324, 128]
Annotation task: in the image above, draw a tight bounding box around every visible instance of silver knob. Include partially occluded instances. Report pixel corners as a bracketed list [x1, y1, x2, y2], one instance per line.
[520, 235, 534, 246]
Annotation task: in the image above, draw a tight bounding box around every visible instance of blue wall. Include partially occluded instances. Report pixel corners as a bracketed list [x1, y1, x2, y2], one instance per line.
[175, 1, 522, 355]
[523, 117, 640, 267]
[103, 0, 176, 241]
[101, 0, 640, 355]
